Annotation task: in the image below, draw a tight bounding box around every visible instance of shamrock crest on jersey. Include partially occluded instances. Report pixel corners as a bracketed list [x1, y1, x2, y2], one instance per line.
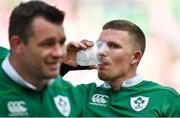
[54, 95, 71, 116]
[130, 96, 149, 112]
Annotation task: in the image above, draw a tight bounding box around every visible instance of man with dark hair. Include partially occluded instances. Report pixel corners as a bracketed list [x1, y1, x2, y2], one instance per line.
[0, 1, 84, 117]
[64, 19, 180, 117]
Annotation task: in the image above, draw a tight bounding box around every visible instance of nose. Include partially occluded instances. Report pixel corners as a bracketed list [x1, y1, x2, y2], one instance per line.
[52, 44, 64, 58]
[97, 49, 108, 62]
[97, 45, 109, 60]
[97, 44, 109, 56]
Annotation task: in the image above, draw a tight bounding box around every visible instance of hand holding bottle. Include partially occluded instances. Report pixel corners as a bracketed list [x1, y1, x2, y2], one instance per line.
[76, 41, 108, 66]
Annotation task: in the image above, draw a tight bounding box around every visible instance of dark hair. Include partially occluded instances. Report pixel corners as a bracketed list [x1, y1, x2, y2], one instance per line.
[103, 20, 146, 54]
[9, 0, 65, 43]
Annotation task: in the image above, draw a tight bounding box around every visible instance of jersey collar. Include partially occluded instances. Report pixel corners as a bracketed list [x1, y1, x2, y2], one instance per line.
[2, 56, 37, 90]
[122, 75, 143, 87]
[2, 56, 55, 90]
[100, 75, 143, 89]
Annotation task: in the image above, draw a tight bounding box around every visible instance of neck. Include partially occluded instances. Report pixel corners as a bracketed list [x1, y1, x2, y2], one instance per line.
[9, 55, 48, 91]
[109, 69, 137, 91]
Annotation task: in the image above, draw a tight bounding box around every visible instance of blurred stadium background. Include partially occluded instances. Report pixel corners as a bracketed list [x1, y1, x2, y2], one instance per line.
[0, 0, 180, 92]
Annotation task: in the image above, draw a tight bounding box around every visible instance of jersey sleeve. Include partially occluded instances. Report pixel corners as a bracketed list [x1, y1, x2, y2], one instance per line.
[167, 98, 180, 117]
[60, 63, 90, 76]
[75, 83, 97, 95]
[163, 88, 180, 117]
[0, 46, 9, 61]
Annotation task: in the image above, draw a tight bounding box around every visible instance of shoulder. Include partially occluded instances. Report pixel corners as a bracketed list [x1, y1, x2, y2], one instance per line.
[51, 76, 74, 89]
[0, 68, 22, 96]
[48, 76, 83, 99]
[75, 82, 107, 94]
[76, 82, 97, 89]
[142, 80, 179, 97]
[0, 46, 9, 61]
[0, 46, 9, 53]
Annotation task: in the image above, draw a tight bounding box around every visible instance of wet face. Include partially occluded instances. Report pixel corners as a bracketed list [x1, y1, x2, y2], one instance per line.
[97, 29, 137, 82]
[19, 17, 66, 79]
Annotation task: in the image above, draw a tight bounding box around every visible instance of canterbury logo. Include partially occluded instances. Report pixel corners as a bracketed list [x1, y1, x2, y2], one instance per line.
[91, 94, 108, 104]
[7, 101, 28, 116]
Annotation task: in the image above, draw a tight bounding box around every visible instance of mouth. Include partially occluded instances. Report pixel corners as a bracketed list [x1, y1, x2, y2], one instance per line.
[46, 61, 60, 70]
[98, 61, 109, 70]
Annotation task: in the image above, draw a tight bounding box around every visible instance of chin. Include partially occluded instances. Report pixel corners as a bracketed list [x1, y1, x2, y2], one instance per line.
[98, 73, 109, 81]
[46, 71, 59, 78]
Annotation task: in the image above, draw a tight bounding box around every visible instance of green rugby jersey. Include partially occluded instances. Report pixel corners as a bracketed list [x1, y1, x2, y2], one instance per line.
[76, 80, 180, 117]
[0, 46, 9, 61]
[0, 62, 84, 117]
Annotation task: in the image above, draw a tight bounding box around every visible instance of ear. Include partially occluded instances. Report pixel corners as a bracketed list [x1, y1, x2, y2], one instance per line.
[10, 36, 24, 54]
[130, 51, 143, 64]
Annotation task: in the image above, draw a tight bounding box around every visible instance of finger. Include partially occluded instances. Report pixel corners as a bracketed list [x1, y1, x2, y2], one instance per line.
[77, 42, 89, 49]
[67, 40, 94, 50]
[81, 39, 94, 47]
[67, 41, 80, 48]
[68, 41, 88, 49]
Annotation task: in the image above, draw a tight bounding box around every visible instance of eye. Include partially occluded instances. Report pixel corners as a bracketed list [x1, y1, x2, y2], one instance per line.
[39, 38, 56, 48]
[41, 41, 55, 48]
[108, 42, 121, 49]
[59, 37, 66, 46]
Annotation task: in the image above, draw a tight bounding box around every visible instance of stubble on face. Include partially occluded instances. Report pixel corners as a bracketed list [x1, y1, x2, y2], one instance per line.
[22, 16, 65, 79]
[97, 29, 134, 83]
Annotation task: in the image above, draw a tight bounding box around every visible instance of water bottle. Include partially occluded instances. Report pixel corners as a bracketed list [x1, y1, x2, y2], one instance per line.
[76, 41, 108, 66]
